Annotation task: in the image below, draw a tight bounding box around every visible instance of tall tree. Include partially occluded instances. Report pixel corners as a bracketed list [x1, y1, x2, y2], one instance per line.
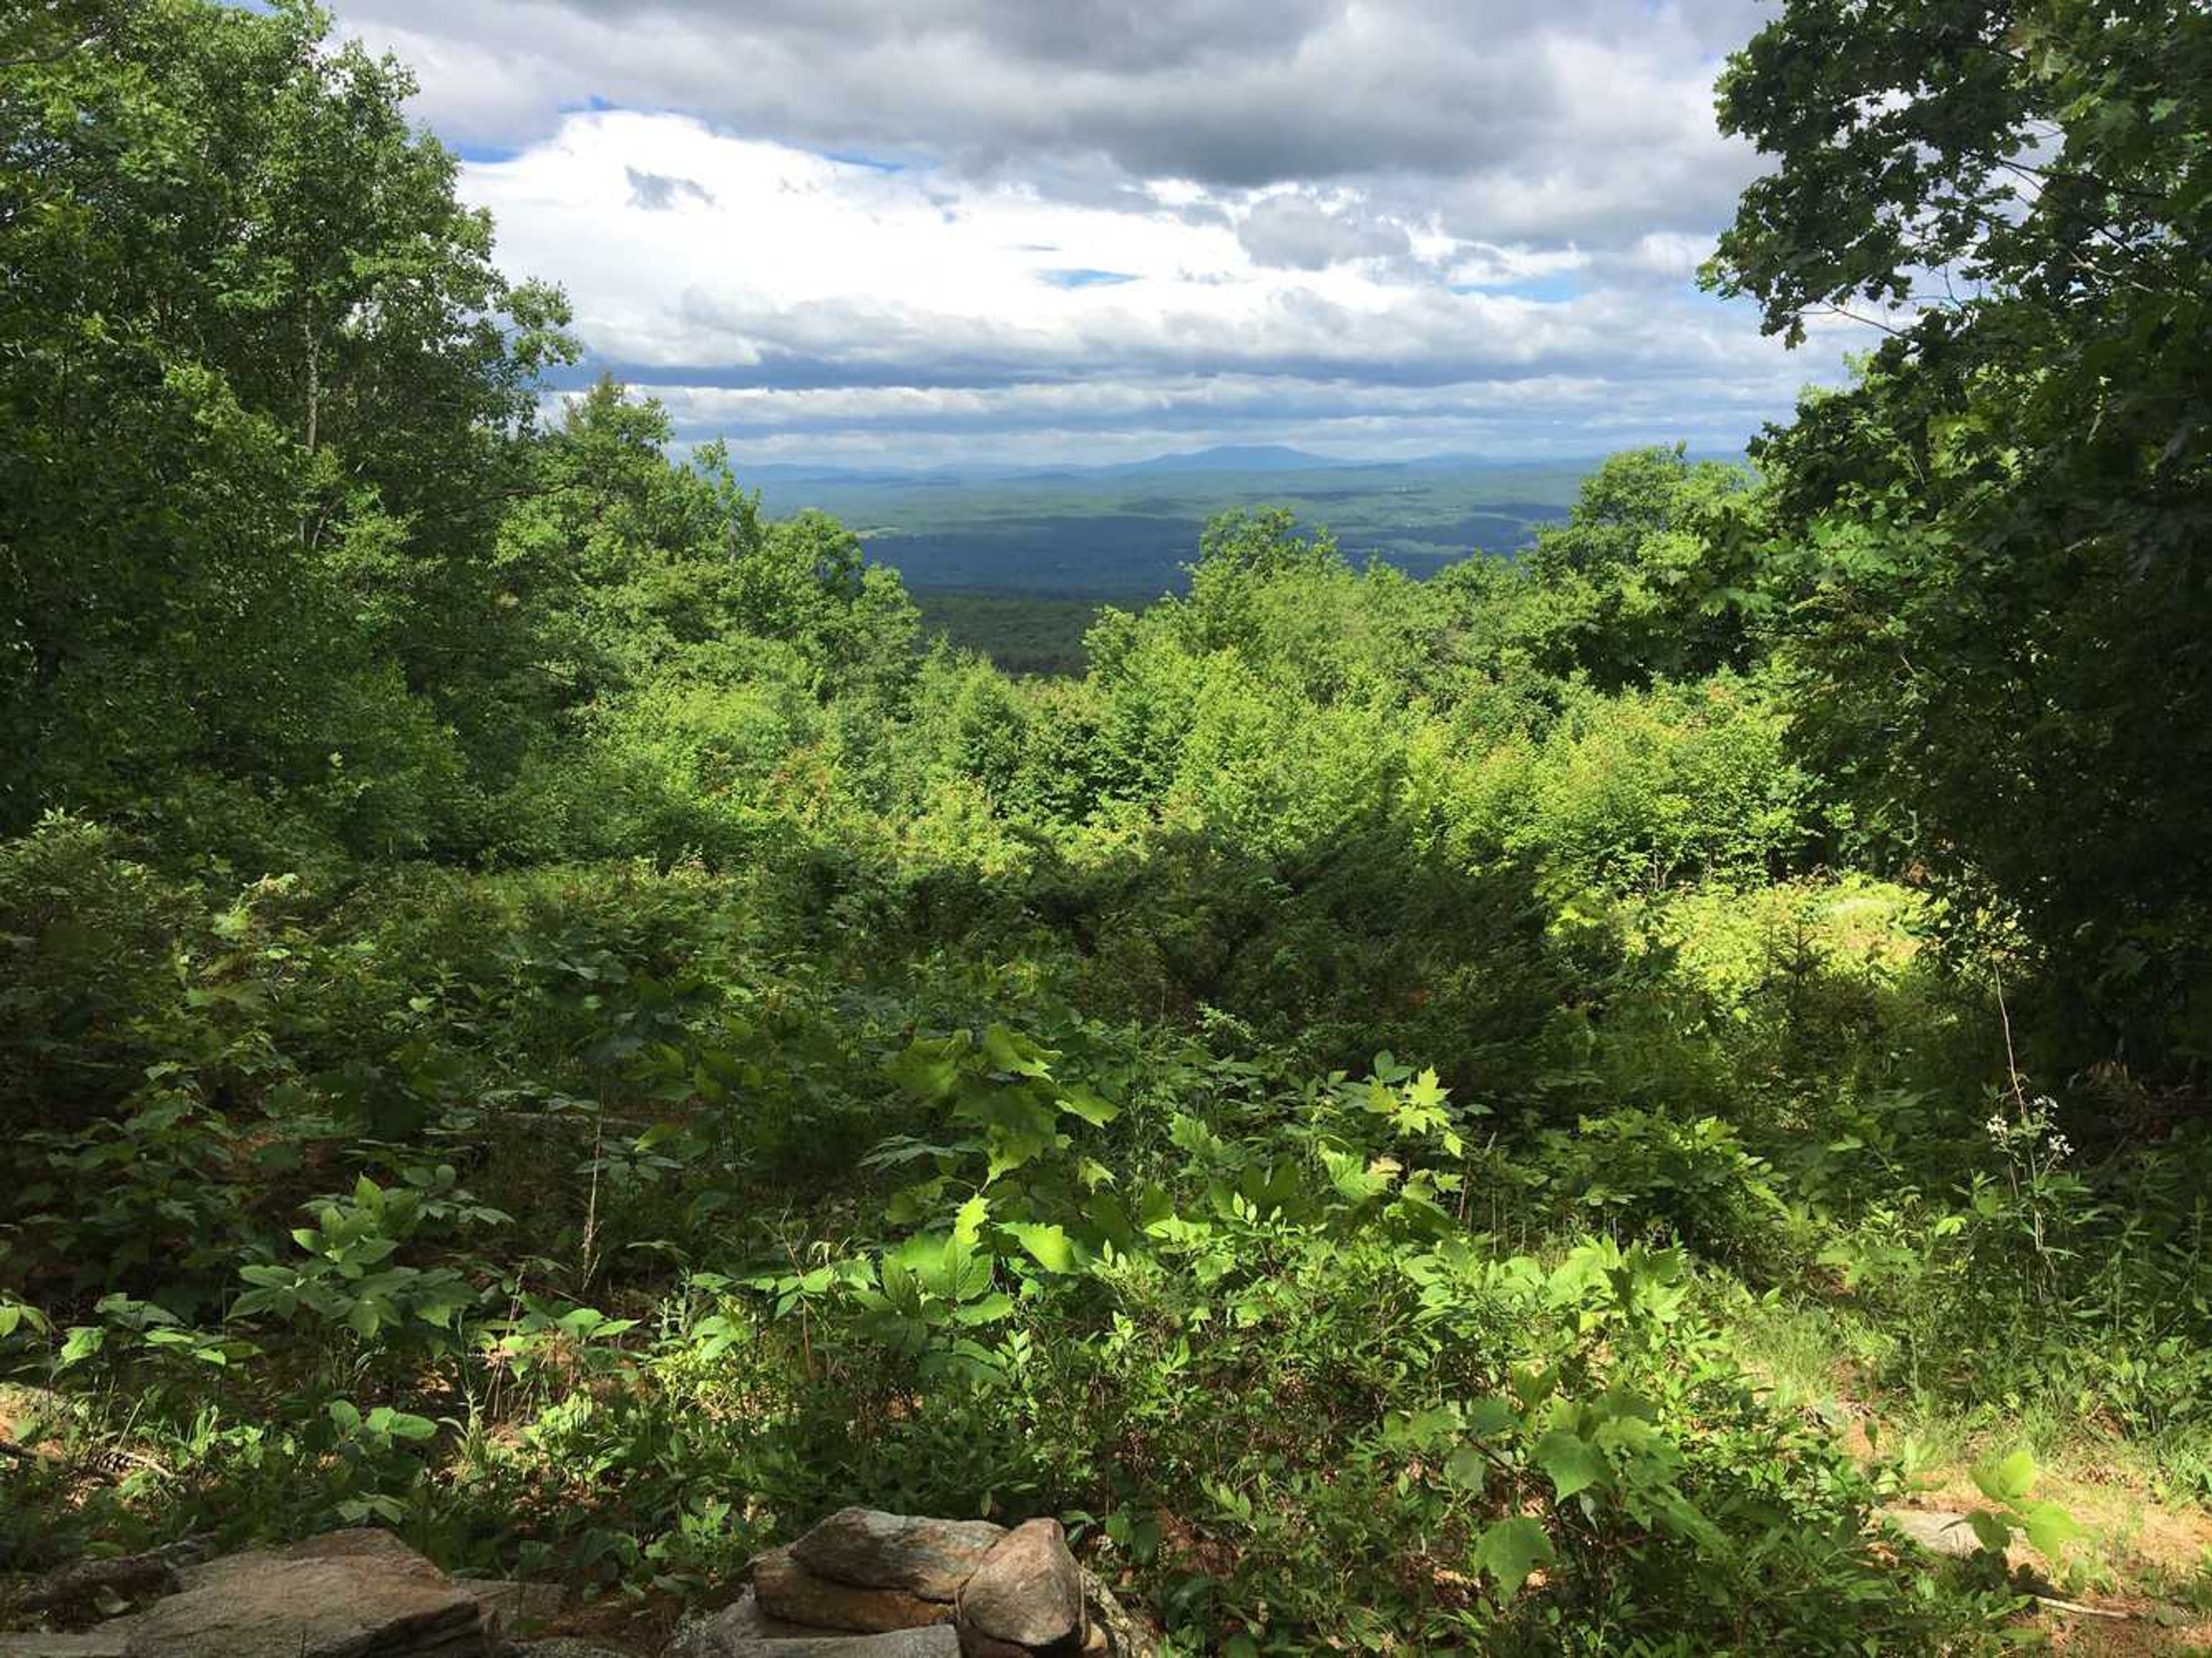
[1708, 0, 2212, 1068]
[1, 0, 569, 857]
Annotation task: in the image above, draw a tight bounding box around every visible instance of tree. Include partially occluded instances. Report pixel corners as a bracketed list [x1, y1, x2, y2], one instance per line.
[1707, 0, 2212, 1069]
[1, 0, 569, 858]
[1518, 446, 1760, 690]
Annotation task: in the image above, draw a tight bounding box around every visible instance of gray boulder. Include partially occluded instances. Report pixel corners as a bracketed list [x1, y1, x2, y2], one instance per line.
[791, 1513, 1004, 1603]
[1879, 1508, 1988, 1560]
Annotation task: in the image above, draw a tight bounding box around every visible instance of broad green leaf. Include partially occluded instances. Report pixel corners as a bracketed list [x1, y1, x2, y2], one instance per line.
[982, 1023, 1052, 1078]
[1463, 1396, 1519, 1436]
[1058, 1086, 1120, 1126]
[1002, 1222, 1079, 1274]
[1533, 1429, 1608, 1500]
[1474, 1516, 1555, 1601]
[1966, 1510, 2013, 1553]
[1972, 1449, 2037, 1504]
[2014, 1499, 2082, 1558]
[888, 1039, 962, 1102]
[1444, 1444, 1490, 1492]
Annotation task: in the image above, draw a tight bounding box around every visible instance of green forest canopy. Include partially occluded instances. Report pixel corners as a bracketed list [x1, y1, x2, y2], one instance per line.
[2, 0, 2209, 1651]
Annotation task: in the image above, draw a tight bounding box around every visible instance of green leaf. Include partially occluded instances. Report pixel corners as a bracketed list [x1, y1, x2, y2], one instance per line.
[1972, 1448, 2037, 1504]
[1966, 1510, 2013, 1553]
[1058, 1086, 1120, 1126]
[889, 1039, 963, 1102]
[952, 1292, 1015, 1326]
[1474, 1516, 1556, 1602]
[1444, 1444, 1490, 1492]
[1532, 1429, 1608, 1500]
[952, 1193, 990, 1251]
[1002, 1222, 1079, 1274]
[981, 1023, 1052, 1078]
[1462, 1396, 1519, 1436]
[2014, 1499, 2082, 1558]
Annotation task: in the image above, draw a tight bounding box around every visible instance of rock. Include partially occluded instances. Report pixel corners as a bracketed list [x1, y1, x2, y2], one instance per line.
[23, 1536, 216, 1618]
[955, 1522, 1084, 1657]
[111, 1528, 485, 1657]
[791, 1513, 1005, 1603]
[1074, 1570, 1154, 1658]
[700, 1633, 959, 1658]
[662, 1589, 823, 1656]
[512, 1642, 635, 1658]
[752, 1551, 948, 1636]
[21, 1557, 180, 1617]
[0, 1636, 134, 1657]
[178, 1527, 451, 1593]
[1880, 1508, 1986, 1560]
[456, 1578, 566, 1638]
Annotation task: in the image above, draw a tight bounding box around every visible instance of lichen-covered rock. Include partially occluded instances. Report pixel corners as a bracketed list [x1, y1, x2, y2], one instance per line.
[752, 1550, 948, 1635]
[791, 1513, 1005, 1602]
[1074, 1571, 1154, 1658]
[511, 1642, 635, 1658]
[954, 1522, 1084, 1657]
[111, 1528, 484, 1657]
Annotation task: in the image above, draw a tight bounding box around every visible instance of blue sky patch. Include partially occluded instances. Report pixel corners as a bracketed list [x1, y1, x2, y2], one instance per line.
[1042, 269, 1140, 289]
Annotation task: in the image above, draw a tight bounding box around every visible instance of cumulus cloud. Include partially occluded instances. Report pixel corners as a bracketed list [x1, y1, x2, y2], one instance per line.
[324, 0, 1861, 464]
[1236, 193, 1414, 270]
[624, 166, 714, 211]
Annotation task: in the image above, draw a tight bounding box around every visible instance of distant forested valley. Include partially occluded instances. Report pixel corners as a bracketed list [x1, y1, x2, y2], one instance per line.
[772, 450, 1597, 675]
[3, 2, 2210, 1655]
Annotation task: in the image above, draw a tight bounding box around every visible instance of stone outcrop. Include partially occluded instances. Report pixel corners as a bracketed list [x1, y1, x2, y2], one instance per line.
[0, 1530, 537, 1658]
[0, 1509, 1155, 1658]
[714, 1509, 1147, 1658]
[109, 1529, 483, 1657]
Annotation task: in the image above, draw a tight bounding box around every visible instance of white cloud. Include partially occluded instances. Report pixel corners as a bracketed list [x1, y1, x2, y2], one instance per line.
[326, 0, 1868, 464]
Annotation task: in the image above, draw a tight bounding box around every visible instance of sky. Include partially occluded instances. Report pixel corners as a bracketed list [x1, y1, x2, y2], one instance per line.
[329, 0, 1866, 468]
